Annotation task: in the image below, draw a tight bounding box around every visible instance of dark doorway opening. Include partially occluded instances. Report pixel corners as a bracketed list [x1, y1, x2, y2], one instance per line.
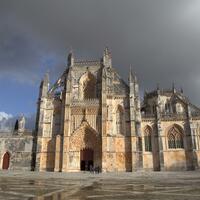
[2, 152, 10, 170]
[80, 148, 94, 171]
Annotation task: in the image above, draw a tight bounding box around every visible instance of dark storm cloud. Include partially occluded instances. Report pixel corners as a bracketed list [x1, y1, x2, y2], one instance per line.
[0, 0, 200, 104]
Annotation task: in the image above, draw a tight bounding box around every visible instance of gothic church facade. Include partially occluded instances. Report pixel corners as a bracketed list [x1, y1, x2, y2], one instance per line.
[33, 48, 200, 172]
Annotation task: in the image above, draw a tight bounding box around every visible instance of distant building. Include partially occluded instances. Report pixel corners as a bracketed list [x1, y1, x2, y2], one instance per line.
[1, 48, 200, 172]
[0, 117, 33, 170]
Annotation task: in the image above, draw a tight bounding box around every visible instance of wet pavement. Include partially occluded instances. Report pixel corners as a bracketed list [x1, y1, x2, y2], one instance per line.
[0, 171, 200, 199]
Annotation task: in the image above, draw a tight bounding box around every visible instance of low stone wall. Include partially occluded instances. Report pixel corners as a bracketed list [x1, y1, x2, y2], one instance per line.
[0, 131, 34, 171]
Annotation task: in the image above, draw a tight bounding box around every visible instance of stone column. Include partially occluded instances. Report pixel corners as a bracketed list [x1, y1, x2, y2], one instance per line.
[101, 67, 108, 172]
[155, 91, 164, 171]
[62, 68, 72, 172]
[54, 135, 62, 172]
[184, 105, 196, 170]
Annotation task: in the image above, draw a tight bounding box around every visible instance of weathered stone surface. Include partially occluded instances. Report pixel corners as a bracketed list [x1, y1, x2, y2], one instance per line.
[0, 132, 33, 170]
[0, 171, 200, 199]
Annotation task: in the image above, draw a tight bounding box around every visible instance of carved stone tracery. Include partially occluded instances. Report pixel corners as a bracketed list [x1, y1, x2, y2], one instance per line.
[69, 121, 100, 151]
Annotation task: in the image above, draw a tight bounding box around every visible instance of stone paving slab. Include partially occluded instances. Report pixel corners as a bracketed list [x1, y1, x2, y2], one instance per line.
[0, 171, 200, 199]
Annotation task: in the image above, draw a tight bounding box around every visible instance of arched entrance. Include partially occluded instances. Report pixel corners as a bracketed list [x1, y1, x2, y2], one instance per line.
[2, 152, 10, 170]
[69, 121, 101, 172]
[80, 148, 94, 171]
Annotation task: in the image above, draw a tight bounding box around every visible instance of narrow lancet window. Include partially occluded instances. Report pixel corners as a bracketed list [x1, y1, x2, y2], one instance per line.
[144, 126, 152, 152]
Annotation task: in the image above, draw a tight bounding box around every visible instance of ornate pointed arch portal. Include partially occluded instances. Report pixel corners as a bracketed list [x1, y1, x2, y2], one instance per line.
[68, 121, 101, 171]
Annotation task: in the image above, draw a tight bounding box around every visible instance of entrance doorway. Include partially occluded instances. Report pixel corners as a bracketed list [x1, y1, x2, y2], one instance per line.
[2, 152, 10, 170]
[80, 148, 94, 171]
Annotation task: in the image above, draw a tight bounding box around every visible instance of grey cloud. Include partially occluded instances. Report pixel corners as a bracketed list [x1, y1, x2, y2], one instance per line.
[0, 0, 200, 105]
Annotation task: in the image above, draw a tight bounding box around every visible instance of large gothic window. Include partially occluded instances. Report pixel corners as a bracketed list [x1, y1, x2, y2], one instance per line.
[144, 126, 152, 152]
[168, 126, 184, 149]
[116, 105, 124, 135]
[79, 72, 96, 99]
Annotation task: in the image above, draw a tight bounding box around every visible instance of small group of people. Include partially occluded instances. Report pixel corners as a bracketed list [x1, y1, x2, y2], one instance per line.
[89, 165, 101, 174]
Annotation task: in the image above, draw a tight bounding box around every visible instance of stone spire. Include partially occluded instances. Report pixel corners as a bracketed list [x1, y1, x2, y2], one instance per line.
[180, 87, 183, 93]
[129, 66, 138, 94]
[67, 49, 74, 67]
[39, 72, 49, 98]
[129, 67, 135, 124]
[103, 47, 112, 68]
[172, 82, 176, 93]
[129, 66, 141, 136]
[134, 73, 141, 131]
[129, 66, 134, 84]
[44, 72, 49, 85]
[156, 83, 160, 95]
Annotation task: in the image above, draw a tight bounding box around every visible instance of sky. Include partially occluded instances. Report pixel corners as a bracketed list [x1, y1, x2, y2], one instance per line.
[0, 0, 200, 118]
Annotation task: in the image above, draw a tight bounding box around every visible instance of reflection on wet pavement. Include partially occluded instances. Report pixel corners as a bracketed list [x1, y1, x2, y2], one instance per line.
[0, 171, 200, 199]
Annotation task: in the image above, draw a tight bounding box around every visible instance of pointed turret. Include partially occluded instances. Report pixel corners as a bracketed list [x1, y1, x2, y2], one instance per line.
[67, 49, 74, 67]
[129, 66, 143, 170]
[39, 72, 49, 98]
[134, 72, 141, 129]
[180, 87, 183, 94]
[129, 66, 134, 95]
[156, 83, 160, 95]
[129, 67, 135, 135]
[172, 82, 176, 93]
[35, 72, 50, 137]
[134, 73, 139, 100]
[129, 66, 139, 95]
[129, 66, 141, 136]
[129, 66, 134, 84]
[103, 47, 112, 68]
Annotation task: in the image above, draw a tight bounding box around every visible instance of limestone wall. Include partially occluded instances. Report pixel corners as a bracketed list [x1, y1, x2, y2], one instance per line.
[38, 136, 56, 171]
[0, 132, 33, 171]
[163, 150, 186, 170]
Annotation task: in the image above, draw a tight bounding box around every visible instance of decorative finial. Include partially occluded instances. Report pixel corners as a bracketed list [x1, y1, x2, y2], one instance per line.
[156, 83, 160, 90]
[129, 65, 134, 82]
[180, 87, 183, 93]
[134, 72, 138, 83]
[68, 47, 74, 67]
[104, 46, 109, 55]
[172, 82, 176, 93]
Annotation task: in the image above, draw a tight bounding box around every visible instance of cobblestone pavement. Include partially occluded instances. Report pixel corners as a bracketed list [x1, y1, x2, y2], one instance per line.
[0, 171, 200, 199]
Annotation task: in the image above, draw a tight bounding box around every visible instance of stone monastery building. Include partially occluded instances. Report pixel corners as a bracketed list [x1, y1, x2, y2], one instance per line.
[1, 48, 200, 172]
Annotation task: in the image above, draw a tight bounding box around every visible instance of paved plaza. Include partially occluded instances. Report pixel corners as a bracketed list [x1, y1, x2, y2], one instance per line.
[0, 171, 200, 199]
